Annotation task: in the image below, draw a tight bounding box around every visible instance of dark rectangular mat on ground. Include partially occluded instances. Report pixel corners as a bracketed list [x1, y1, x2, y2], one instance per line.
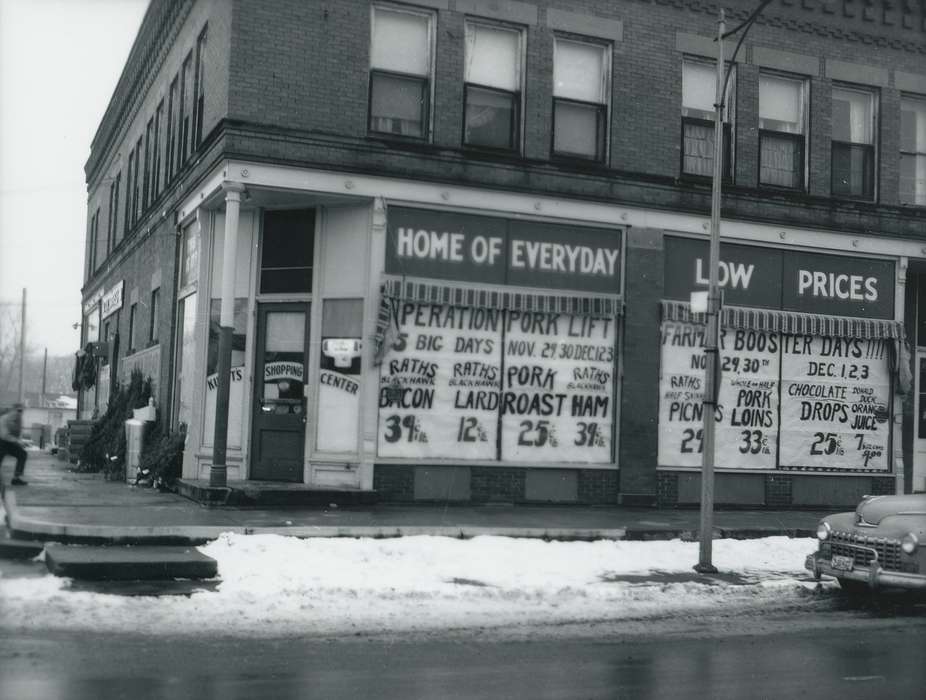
[44, 543, 217, 580]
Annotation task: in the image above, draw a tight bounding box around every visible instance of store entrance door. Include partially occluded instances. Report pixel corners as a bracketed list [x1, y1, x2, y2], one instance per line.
[251, 303, 310, 481]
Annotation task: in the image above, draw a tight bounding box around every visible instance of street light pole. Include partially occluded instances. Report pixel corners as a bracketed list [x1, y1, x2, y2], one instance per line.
[695, 8, 726, 575]
[695, 0, 773, 574]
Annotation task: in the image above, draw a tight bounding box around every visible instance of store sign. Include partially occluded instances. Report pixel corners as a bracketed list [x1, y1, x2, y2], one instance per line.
[82, 287, 105, 316]
[664, 237, 894, 319]
[101, 281, 124, 319]
[386, 208, 622, 294]
[658, 323, 892, 473]
[204, 365, 246, 449]
[377, 303, 615, 464]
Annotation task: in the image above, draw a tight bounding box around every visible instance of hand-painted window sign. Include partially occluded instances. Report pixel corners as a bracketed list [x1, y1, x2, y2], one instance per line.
[664, 236, 894, 319]
[386, 207, 623, 294]
[101, 280, 124, 319]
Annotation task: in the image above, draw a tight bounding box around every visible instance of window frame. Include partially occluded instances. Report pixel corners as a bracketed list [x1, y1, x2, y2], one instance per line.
[830, 83, 878, 201]
[757, 71, 808, 191]
[178, 52, 194, 167]
[680, 58, 736, 182]
[143, 117, 154, 211]
[128, 302, 138, 354]
[551, 35, 611, 163]
[900, 93, 926, 206]
[462, 19, 526, 154]
[149, 287, 160, 345]
[368, 4, 435, 141]
[88, 208, 100, 275]
[193, 25, 207, 148]
[124, 149, 135, 233]
[152, 101, 163, 199]
[166, 77, 178, 181]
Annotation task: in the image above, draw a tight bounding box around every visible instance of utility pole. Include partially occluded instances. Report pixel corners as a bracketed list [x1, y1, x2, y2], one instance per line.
[695, 0, 773, 575]
[17, 288, 26, 405]
[41, 348, 48, 403]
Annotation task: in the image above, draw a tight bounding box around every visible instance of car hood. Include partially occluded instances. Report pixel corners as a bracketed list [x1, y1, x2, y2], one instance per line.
[856, 494, 926, 526]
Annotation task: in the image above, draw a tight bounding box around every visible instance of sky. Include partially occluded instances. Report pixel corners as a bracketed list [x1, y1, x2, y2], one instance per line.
[0, 532, 820, 637]
[0, 0, 149, 358]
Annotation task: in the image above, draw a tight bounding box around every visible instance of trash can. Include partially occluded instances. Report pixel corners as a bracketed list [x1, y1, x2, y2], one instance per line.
[125, 419, 146, 483]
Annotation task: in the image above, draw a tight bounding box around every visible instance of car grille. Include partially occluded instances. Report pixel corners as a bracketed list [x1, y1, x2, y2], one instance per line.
[829, 531, 903, 571]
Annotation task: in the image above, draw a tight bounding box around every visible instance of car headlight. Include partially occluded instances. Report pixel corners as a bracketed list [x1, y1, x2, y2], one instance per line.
[902, 532, 919, 555]
[816, 522, 831, 541]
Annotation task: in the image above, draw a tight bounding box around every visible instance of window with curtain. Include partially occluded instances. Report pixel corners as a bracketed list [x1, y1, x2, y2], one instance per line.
[681, 60, 733, 179]
[831, 86, 875, 199]
[901, 95, 926, 206]
[759, 73, 805, 189]
[552, 37, 609, 161]
[369, 6, 432, 139]
[464, 21, 522, 151]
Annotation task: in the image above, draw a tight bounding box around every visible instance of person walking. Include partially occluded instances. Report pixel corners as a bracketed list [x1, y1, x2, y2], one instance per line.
[0, 403, 28, 486]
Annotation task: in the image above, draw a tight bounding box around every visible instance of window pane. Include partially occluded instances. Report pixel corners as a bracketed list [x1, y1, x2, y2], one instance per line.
[900, 154, 926, 205]
[682, 61, 715, 114]
[832, 88, 872, 144]
[554, 39, 605, 103]
[759, 75, 802, 132]
[832, 142, 873, 197]
[683, 120, 714, 175]
[760, 132, 801, 188]
[901, 98, 926, 153]
[370, 73, 425, 137]
[465, 23, 519, 91]
[465, 86, 516, 149]
[371, 8, 429, 75]
[260, 209, 314, 294]
[554, 100, 602, 158]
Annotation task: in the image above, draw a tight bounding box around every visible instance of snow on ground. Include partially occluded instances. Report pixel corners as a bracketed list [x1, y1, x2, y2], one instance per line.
[0, 534, 818, 638]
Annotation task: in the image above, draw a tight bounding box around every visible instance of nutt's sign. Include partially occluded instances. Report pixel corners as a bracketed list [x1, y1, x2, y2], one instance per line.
[386, 207, 623, 294]
[664, 236, 894, 319]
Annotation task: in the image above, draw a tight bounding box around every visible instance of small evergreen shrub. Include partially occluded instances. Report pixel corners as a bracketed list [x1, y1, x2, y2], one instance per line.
[78, 369, 153, 480]
[135, 423, 186, 491]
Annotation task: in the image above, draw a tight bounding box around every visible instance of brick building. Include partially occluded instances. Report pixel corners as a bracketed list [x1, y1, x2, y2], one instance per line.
[80, 0, 926, 507]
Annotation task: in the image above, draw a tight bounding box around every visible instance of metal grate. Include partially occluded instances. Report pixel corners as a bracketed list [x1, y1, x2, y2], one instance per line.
[830, 531, 902, 571]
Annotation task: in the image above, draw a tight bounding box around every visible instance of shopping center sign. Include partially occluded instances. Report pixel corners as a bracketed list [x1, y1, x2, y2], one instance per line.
[385, 207, 623, 294]
[664, 236, 894, 319]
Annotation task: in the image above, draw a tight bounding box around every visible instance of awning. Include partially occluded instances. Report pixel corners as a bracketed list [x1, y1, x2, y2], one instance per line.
[374, 275, 623, 363]
[660, 300, 904, 340]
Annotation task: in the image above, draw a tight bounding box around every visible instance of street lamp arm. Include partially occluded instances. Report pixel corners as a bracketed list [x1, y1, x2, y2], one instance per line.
[721, 0, 774, 40]
[715, 0, 774, 112]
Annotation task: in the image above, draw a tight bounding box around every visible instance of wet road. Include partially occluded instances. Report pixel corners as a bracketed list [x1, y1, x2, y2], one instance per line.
[2, 592, 926, 699]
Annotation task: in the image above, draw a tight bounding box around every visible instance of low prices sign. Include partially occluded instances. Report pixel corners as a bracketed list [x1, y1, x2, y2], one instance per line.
[658, 322, 780, 469]
[501, 312, 615, 463]
[779, 336, 891, 471]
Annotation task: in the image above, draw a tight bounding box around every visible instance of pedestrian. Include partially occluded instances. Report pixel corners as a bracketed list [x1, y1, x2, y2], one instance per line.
[0, 403, 28, 486]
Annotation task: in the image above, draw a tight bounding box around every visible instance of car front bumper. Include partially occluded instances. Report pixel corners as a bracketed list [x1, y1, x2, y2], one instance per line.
[805, 551, 926, 591]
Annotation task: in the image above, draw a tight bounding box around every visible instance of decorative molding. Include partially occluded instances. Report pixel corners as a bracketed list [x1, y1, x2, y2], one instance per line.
[826, 59, 890, 87]
[452, 0, 537, 25]
[546, 9, 623, 42]
[896, 70, 926, 94]
[751, 46, 820, 76]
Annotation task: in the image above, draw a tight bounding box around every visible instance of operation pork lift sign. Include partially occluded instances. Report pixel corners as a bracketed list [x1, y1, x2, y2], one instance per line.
[379, 208, 623, 464]
[659, 236, 895, 472]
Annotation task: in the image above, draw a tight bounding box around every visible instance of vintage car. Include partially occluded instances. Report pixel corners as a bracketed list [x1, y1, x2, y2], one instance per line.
[806, 494, 926, 592]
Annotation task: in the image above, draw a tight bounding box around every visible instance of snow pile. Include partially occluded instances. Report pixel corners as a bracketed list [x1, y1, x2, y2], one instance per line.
[0, 534, 816, 637]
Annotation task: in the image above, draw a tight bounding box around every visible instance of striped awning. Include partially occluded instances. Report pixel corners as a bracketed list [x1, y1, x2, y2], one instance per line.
[374, 275, 623, 363]
[660, 299, 904, 339]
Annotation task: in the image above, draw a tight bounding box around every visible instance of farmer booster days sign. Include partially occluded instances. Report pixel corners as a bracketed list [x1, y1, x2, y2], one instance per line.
[378, 208, 622, 463]
[659, 236, 895, 472]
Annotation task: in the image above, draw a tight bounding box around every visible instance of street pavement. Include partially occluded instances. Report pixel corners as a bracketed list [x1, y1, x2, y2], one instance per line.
[1, 452, 836, 545]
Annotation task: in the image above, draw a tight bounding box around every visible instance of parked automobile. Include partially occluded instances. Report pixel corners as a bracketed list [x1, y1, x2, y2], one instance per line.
[806, 494, 926, 593]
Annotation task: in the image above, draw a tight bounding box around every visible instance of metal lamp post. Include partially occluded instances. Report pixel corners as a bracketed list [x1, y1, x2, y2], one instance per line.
[695, 1, 773, 574]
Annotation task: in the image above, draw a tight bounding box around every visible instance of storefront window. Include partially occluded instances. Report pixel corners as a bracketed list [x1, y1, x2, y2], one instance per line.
[317, 299, 363, 453]
[175, 292, 198, 429]
[202, 298, 248, 448]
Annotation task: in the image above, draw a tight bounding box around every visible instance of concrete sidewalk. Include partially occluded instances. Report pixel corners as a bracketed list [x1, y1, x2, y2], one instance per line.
[2, 452, 835, 545]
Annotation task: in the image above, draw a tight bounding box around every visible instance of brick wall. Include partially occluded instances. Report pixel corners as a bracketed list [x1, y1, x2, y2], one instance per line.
[577, 469, 619, 504]
[373, 464, 415, 501]
[471, 467, 526, 503]
[765, 474, 793, 507]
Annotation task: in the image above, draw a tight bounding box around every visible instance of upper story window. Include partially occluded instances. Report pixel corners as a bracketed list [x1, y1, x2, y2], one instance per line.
[107, 172, 120, 254]
[194, 26, 208, 147]
[464, 21, 523, 151]
[759, 73, 806, 190]
[124, 149, 135, 233]
[369, 5, 433, 139]
[166, 77, 179, 181]
[149, 287, 160, 344]
[131, 136, 142, 225]
[831, 85, 876, 200]
[179, 222, 199, 290]
[143, 117, 154, 210]
[88, 208, 100, 274]
[901, 95, 926, 206]
[681, 59, 734, 179]
[179, 52, 194, 166]
[128, 303, 138, 354]
[152, 101, 163, 199]
[552, 37, 609, 161]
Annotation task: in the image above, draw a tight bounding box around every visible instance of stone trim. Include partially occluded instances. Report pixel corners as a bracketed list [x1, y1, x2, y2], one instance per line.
[453, 0, 537, 25]
[546, 8, 622, 43]
[751, 46, 820, 76]
[826, 59, 890, 87]
[676, 32, 737, 61]
[896, 71, 926, 95]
